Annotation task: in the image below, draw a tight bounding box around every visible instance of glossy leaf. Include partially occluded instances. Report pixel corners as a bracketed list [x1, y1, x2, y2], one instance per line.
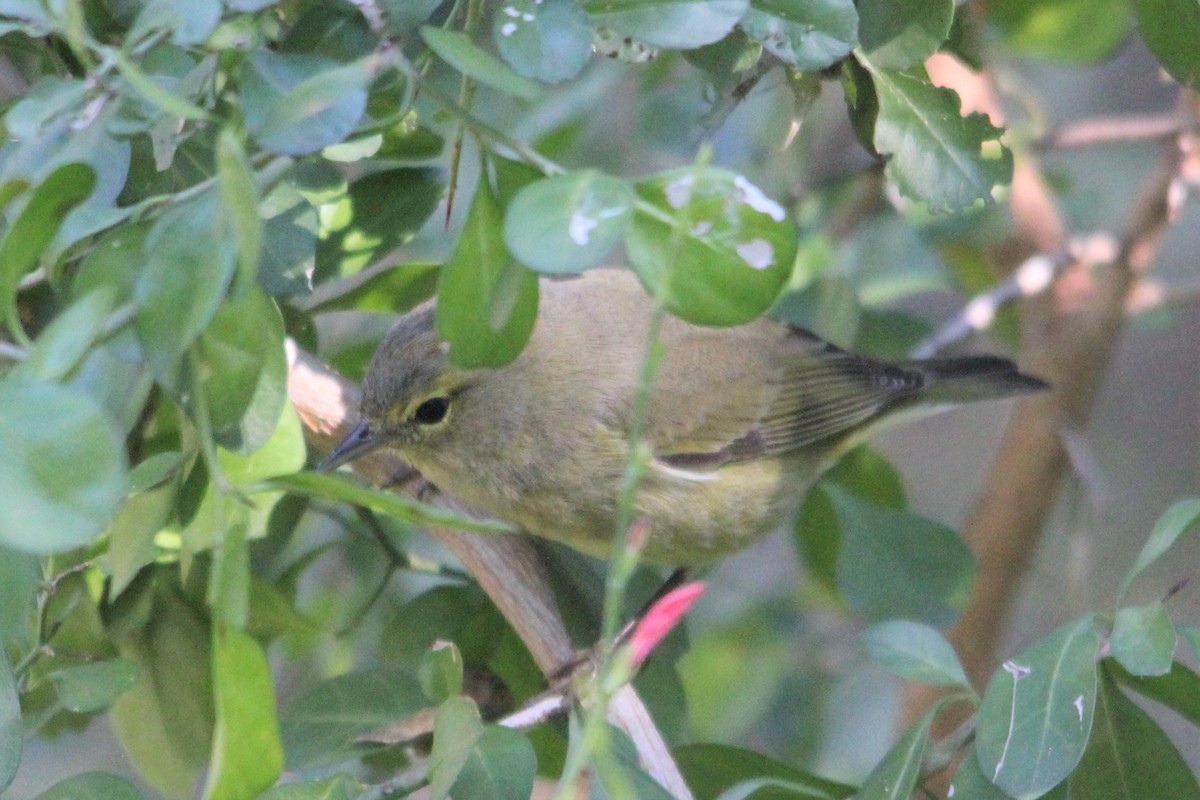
[32, 772, 145, 800]
[48, 658, 140, 713]
[976, 616, 1100, 800]
[740, 0, 858, 70]
[0, 381, 128, 555]
[827, 485, 975, 626]
[421, 26, 542, 100]
[1068, 663, 1200, 799]
[857, 57, 1013, 213]
[0, 652, 17, 791]
[451, 725, 537, 800]
[428, 696, 484, 800]
[860, 620, 972, 690]
[241, 52, 371, 155]
[1116, 497, 1200, 604]
[279, 669, 426, 770]
[627, 166, 795, 326]
[586, 0, 749, 49]
[494, 0, 592, 83]
[856, 0, 953, 69]
[1110, 601, 1177, 677]
[437, 176, 540, 368]
[202, 624, 284, 800]
[135, 194, 237, 392]
[503, 170, 633, 274]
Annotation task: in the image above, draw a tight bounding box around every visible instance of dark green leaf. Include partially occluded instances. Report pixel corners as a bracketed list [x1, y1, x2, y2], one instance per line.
[0, 163, 95, 321]
[857, 58, 1013, 213]
[824, 445, 906, 509]
[437, 177, 540, 368]
[451, 725, 537, 800]
[1117, 498, 1200, 604]
[32, 772, 145, 800]
[0, 381, 128, 555]
[586, 0, 749, 49]
[421, 26, 543, 100]
[674, 743, 854, 800]
[48, 658, 140, 713]
[857, 696, 957, 800]
[419, 641, 465, 703]
[827, 485, 975, 626]
[259, 215, 316, 297]
[135, 194, 237, 392]
[217, 128, 263, 289]
[861, 620, 972, 690]
[0, 652, 18, 791]
[503, 170, 633, 274]
[856, 0, 952, 69]
[381, 0, 446, 33]
[266, 472, 515, 534]
[13, 287, 116, 383]
[241, 52, 371, 155]
[740, 0, 858, 70]
[627, 166, 795, 326]
[1110, 601, 1177, 677]
[948, 747, 1012, 800]
[428, 696, 484, 800]
[202, 624, 284, 800]
[280, 669, 426, 770]
[1108, 659, 1200, 728]
[259, 774, 363, 800]
[304, 261, 438, 314]
[976, 616, 1100, 800]
[994, 0, 1133, 63]
[279, 2, 376, 61]
[494, 0, 593, 83]
[1068, 663, 1200, 799]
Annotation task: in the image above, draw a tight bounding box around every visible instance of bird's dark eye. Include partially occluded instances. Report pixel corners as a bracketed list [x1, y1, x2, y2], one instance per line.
[412, 396, 450, 425]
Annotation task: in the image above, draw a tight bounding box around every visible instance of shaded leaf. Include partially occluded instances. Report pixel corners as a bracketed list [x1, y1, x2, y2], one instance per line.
[419, 641, 465, 703]
[0, 652, 17, 791]
[857, 0, 952, 69]
[494, 0, 593, 83]
[1110, 601, 1177, 677]
[1108, 659, 1200, 728]
[741, 0, 858, 70]
[452, 725, 537, 800]
[1116, 497, 1200, 604]
[48, 658, 140, 713]
[861, 620, 972, 690]
[857, 696, 957, 800]
[428, 696, 484, 800]
[421, 26, 542, 100]
[674, 743, 854, 800]
[32, 772, 145, 800]
[259, 775, 362, 800]
[586, 0, 749, 49]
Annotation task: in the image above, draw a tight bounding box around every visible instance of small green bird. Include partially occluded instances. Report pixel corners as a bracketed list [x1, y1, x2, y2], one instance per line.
[322, 269, 1046, 565]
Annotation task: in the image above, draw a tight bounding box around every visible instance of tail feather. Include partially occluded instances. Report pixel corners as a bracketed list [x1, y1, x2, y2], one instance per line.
[904, 355, 1049, 405]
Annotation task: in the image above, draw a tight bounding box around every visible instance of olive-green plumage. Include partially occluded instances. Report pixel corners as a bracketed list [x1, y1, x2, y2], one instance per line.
[324, 269, 1046, 564]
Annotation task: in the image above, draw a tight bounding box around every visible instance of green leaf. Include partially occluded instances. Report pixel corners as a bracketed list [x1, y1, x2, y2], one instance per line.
[107, 481, 177, 599]
[381, 0, 445, 32]
[994, 0, 1133, 63]
[266, 472, 514, 534]
[32, 772, 145, 800]
[428, 696, 485, 800]
[0, 380, 128, 555]
[494, 0, 593, 83]
[48, 658, 140, 713]
[0, 162, 95, 323]
[740, 0, 859, 70]
[1068, 663, 1200, 799]
[1108, 659, 1200, 728]
[113, 50, 215, 121]
[216, 128, 263, 290]
[586, 0, 749, 49]
[0, 652, 18, 791]
[202, 624, 284, 800]
[420, 26, 543, 101]
[208, 524, 250, 629]
[0, 547, 39, 644]
[627, 166, 796, 326]
[1110, 601, 1177, 677]
[419, 641, 465, 703]
[12, 287, 116, 383]
[259, 774, 363, 800]
[304, 261, 439, 314]
[129, 0, 221, 46]
[949, 747, 1013, 800]
[258, 215, 316, 297]
[451, 725, 537, 800]
[1117, 498, 1200, 604]
[857, 696, 957, 800]
[503, 171, 634, 274]
[827, 484, 975, 626]
[241, 52, 371, 155]
[857, 58, 1013, 213]
[1183, 625, 1200, 665]
[673, 743, 854, 800]
[975, 616, 1100, 800]
[279, 669, 426, 770]
[860, 620, 972, 690]
[856, 0, 952, 69]
[437, 177, 540, 369]
[135, 194, 237, 392]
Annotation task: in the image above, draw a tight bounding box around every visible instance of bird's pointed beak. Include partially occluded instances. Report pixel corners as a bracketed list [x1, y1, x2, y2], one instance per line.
[318, 421, 383, 472]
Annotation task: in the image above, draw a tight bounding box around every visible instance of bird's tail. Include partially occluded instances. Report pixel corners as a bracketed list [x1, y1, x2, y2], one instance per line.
[903, 355, 1049, 406]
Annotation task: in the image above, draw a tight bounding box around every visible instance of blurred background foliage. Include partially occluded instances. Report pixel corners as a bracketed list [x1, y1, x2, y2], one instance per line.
[1, 0, 1199, 798]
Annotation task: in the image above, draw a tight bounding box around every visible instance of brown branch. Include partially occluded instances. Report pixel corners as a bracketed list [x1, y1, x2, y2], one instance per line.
[285, 344, 694, 800]
[1034, 113, 1183, 150]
